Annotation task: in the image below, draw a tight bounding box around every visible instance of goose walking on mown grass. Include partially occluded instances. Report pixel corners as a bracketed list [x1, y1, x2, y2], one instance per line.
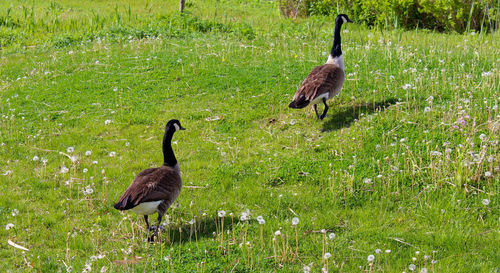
[289, 14, 353, 120]
[114, 119, 185, 242]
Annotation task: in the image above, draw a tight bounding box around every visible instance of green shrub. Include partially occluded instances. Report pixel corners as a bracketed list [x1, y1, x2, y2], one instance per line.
[279, 0, 499, 33]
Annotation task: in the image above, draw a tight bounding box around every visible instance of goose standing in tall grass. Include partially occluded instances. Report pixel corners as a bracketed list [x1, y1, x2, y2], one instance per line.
[114, 119, 185, 242]
[289, 14, 353, 120]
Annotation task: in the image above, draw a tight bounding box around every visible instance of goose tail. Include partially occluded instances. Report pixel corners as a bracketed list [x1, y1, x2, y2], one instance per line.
[288, 98, 309, 109]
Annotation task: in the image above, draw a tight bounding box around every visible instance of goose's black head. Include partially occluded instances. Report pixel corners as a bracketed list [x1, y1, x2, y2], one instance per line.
[336, 14, 353, 24]
[166, 119, 186, 134]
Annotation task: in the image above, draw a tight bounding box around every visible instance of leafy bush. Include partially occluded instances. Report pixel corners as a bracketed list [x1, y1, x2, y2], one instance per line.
[279, 0, 499, 33]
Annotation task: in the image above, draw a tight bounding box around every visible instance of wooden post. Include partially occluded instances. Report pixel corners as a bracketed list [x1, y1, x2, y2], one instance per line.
[179, 0, 185, 13]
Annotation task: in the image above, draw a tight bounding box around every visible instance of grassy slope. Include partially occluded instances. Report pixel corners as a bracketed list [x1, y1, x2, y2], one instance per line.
[0, 0, 499, 272]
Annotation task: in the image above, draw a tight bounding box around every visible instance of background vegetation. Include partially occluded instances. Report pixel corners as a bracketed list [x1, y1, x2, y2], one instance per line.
[0, 0, 498, 272]
[279, 0, 499, 32]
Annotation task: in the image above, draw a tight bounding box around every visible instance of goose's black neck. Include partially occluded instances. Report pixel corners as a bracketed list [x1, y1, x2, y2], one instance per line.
[330, 18, 344, 58]
[162, 128, 177, 167]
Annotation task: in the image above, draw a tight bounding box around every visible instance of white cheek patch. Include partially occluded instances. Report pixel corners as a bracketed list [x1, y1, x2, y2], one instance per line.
[342, 17, 347, 23]
[174, 123, 180, 131]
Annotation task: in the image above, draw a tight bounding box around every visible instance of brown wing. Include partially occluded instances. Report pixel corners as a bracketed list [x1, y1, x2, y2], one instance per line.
[114, 166, 182, 210]
[293, 64, 345, 102]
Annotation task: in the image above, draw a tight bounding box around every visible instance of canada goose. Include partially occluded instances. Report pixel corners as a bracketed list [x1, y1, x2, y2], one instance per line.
[114, 119, 185, 242]
[289, 14, 353, 119]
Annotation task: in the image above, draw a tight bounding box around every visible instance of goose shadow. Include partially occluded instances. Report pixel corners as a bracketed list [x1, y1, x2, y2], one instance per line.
[158, 216, 243, 245]
[321, 98, 397, 132]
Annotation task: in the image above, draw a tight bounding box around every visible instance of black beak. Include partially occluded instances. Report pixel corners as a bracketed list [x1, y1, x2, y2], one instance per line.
[347, 18, 353, 23]
[180, 126, 186, 130]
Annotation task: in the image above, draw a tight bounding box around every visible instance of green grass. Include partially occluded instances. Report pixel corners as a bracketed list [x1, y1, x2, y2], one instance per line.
[0, 0, 499, 272]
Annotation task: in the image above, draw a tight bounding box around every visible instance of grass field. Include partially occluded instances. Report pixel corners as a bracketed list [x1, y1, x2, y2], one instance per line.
[0, 0, 499, 272]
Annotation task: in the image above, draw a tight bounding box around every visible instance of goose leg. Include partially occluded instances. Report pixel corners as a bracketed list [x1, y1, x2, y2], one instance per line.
[314, 104, 320, 119]
[148, 214, 164, 242]
[320, 98, 329, 120]
[144, 215, 150, 230]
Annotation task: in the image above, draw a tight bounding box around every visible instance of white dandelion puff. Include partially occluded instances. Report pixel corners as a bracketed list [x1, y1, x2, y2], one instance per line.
[324, 252, 332, 259]
[188, 219, 196, 225]
[104, 119, 112, 125]
[5, 223, 14, 230]
[85, 151, 92, 156]
[328, 233, 335, 240]
[67, 147, 74, 153]
[375, 249, 381, 254]
[11, 209, 19, 216]
[32, 155, 39, 161]
[385, 249, 391, 253]
[409, 264, 416, 271]
[60, 166, 69, 174]
[109, 152, 116, 157]
[218, 210, 226, 217]
[482, 199, 490, 205]
[479, 134, 488, 141]
[292, 217, 299, 226]
[274, 230, 281, 236]
[256, 216, 265, 224]
[367, 254, 375, 262]
[420, 268, 428, 273]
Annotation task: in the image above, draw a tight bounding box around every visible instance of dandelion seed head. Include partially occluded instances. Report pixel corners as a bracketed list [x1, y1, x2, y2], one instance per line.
[274, 230, 281, 236]
[420, 268, 427, 273]
[328, 233, 335, 240]
[375, 249, 381, 254]
[5, 223, 14, 230]
[109, 152, 116, 157]
[32, 155, 39, 161]
[104, 119, 112, 125]
[60, 166, 69, 174]
[409, 264, 416, 271]
[367, 254, 375, 262]
[385, 249, 391, 253]
[11, 209, 19, 217]
[188, 219, 195, 225]
[482, 199, 490, 205]
[67, 147, 74, 153]
[324, 252, 332, 259]
[218, 210, 226, 218]
[85, 151, 92, 156]
[83, 168, 88, 173]
[292, 217, 299, 226]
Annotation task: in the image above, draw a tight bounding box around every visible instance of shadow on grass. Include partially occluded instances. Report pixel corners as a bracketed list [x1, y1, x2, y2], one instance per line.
[160, 216, 242, 245]
[321, 98, 397, 132]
